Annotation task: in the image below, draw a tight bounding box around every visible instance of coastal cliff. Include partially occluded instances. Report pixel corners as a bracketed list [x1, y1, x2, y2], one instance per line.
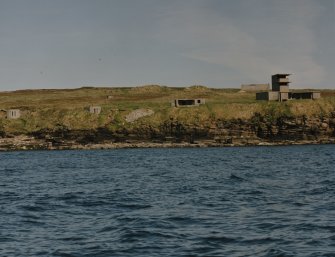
[0, 86, 335, 150]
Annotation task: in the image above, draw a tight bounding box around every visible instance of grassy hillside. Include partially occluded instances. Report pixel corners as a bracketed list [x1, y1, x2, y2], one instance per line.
[1, 85, 335, 134]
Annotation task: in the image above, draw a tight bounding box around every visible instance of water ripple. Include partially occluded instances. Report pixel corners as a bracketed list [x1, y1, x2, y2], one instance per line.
[1, 145, 335, 256]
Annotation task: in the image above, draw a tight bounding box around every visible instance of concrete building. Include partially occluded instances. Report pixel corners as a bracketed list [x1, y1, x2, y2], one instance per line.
[272, 74, 290, 92]
[172, 99, 205, 107]
[256, 91, 279, 101]
[7, 109, 21, 119]
[241, 84, 270, 92]
[89, 106, 101, 114]
[291, 92, 321, 100]
[256, 74, 321, 102]
[272, 74, 290, 101]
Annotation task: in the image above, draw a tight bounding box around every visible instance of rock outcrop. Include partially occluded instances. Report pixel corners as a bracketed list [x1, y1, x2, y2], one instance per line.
[125, 109, 154, 123]
[1, 112, 335, 150]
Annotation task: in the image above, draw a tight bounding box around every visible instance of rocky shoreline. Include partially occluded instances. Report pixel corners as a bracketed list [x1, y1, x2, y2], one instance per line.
[0, 135, 334, 152]
[1, 112, 335, 151]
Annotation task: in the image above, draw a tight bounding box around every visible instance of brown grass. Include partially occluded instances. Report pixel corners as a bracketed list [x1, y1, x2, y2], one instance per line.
[0, 85, 334, 133]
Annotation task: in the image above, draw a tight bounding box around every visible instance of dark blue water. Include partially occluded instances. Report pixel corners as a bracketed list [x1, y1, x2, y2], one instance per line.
[1, 145, 335, 257]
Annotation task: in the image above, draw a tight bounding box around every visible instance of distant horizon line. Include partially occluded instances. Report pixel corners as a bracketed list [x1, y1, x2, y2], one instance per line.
[0, 84, 333, 93]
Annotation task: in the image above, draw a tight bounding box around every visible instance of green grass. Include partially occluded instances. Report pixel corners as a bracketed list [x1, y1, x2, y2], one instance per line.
[0, 85, 334, 134]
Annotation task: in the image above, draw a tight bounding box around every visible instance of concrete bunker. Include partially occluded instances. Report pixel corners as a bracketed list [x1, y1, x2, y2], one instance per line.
[256, 74, 321, 102]
[172, 99, 205, 107]
[7, 109, 21, 119]
[89, 106, 101, 114]
[291, 92, 321, 100]
[241, 84, 270, 92]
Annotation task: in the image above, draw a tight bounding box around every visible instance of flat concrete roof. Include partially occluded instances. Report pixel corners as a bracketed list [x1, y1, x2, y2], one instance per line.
[273, 73, 291, 76]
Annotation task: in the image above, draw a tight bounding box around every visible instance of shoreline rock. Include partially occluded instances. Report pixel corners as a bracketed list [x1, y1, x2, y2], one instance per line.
[1, 112, 335, 151]
[0, 135, 334, 151]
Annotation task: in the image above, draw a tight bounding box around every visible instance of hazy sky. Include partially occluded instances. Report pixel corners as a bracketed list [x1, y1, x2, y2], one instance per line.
[0, 0, 334, 90]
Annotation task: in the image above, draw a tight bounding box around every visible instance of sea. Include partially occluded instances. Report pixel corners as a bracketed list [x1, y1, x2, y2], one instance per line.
[1, 145, 335, 257]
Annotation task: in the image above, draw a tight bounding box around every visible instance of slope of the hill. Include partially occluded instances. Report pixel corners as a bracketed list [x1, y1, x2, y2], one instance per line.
[1, 85, 335, 150]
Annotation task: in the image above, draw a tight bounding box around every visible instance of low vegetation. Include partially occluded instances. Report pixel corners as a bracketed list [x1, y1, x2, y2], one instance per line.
[0, 85, 335, 135]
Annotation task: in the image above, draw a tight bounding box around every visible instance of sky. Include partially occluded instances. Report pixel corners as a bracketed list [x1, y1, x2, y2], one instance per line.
[0, 0, 334, 90]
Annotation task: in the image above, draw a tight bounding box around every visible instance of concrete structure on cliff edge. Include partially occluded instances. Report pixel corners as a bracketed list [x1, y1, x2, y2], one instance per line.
[89, 106, 101, 114]
[7, 109, 21, 119]
[256, 74, 321, 102]
[171, 99, 206, 107]
[241, 84, 270, 92]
